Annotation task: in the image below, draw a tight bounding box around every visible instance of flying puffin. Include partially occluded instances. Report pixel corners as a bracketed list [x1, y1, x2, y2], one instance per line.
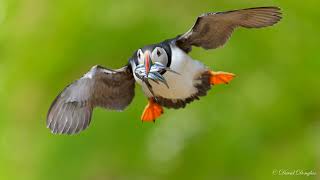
[47, 7, 282, 134]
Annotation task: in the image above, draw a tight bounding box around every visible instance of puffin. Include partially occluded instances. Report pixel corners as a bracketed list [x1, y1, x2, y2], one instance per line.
[47, 6, 282, 134]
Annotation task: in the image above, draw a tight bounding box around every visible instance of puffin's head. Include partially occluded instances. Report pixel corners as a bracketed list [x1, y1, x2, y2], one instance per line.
[134, 46, 178, 88]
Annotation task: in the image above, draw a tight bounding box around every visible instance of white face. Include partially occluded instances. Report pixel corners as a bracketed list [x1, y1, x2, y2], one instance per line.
[151, 47, 168, 66]
[137, 49, 144, 65]
[136, 47, 168, 66]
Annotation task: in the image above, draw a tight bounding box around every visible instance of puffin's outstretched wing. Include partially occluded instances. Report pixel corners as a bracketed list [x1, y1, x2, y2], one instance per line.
[47, 65, 135, 135]
[175, 7, 282, 53]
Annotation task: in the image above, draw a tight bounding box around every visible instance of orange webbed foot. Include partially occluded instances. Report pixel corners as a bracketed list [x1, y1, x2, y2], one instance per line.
[210, 71, 235, 85]
[141, 98, 164, 122]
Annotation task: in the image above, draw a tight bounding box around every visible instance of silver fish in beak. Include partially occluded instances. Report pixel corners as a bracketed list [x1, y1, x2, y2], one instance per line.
[134, 60, 179, 97]
[135, 63, 179, 87]
[134, 50, 180, 97]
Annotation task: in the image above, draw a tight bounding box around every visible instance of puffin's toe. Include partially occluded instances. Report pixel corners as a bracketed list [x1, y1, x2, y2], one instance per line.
[209, 71, 235, 85]
[141, 98, 164, 122]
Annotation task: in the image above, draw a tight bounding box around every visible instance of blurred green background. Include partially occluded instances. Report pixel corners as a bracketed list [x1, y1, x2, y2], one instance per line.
[0, 0, 319, 179]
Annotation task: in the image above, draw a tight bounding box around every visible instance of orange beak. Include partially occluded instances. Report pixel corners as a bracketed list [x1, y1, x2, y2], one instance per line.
[144, 51, 151, 76]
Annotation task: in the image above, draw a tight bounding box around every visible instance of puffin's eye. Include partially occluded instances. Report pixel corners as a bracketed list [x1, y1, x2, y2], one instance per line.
[137, 49, 143, 60]
[157, 49, 161, 57]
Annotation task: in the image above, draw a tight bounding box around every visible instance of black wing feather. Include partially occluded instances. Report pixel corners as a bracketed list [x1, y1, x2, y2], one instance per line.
[176, 7, 282, 53]
[47, 65, 135, 135]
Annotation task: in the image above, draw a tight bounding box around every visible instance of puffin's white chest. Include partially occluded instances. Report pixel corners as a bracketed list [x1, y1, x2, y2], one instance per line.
[135, 45, 208, 99]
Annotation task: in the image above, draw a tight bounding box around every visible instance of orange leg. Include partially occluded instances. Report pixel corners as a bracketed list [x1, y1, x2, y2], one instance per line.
[209, 71, 235, 85]
[141, 98, 164, 122]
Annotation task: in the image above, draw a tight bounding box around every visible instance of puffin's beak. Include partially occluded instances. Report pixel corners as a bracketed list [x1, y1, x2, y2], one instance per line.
[134, 51, 180, 89]
[144, 51, 151, 77]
